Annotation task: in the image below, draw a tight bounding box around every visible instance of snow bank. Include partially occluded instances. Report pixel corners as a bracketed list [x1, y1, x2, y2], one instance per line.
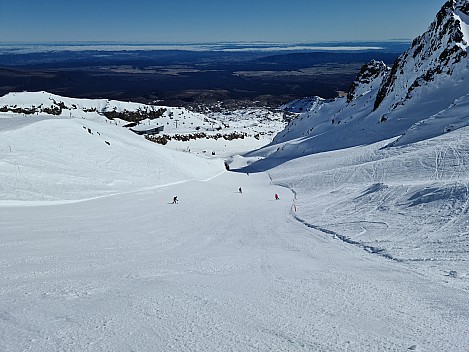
[0, 114, 222, 203]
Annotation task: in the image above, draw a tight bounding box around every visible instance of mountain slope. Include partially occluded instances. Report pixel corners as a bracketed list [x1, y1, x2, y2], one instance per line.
[374, 0, 469, 112]
[246, 0, 469, 168]
[0, 110, 222, 203]
[0, 91, 286, 161]
[269, 127, 469, 287]
[2, 158, 468, 351]
[237, 0, 469, 288]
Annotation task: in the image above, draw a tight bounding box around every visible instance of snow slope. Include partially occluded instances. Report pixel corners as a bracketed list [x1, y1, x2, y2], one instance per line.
[1, 87, 468, 350]
[280, 96, 326, 113]
[0, 91, 286, 161]
[1, 169, 468, 351]
[1, 2, 469, 350]
[231, 1, 469, 290]
[0, 112, 222, 203]
[268, 126, 469, 288]
[0, 91, 468, 350]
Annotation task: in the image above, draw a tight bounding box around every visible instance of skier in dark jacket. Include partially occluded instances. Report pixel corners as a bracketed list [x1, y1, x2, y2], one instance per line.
[172, 196, 178, 204]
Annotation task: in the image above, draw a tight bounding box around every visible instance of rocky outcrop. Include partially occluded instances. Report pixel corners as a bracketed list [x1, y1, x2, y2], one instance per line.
[374, 0, 469, 111]
[347, 60, 389, 103]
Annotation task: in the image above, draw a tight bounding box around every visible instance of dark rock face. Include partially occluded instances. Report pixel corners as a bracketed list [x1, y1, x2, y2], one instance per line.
[460, 2, 469, 14]
[347, 60, 388, 103]
[373, 57, 401, 111]
[454, 0, 469, 15]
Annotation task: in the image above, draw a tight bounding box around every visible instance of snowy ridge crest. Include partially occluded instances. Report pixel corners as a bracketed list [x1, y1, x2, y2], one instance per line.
[255, 0, 469, 163]
[374, 0, 469, 111]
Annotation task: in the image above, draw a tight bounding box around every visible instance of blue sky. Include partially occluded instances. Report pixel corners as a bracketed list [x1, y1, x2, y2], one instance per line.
[0, 0, 445, 43]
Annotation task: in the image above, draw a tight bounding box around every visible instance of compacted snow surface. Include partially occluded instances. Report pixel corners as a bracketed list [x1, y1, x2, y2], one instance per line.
[3, 4, 469, 347]
[1, 102, 468, 351]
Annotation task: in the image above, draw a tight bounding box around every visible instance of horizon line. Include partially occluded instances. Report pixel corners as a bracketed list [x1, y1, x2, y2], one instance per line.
[0, 39, 413, 46]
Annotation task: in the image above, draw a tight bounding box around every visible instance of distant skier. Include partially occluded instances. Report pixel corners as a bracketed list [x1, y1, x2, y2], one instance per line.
[239, 187, 242, 194]
[275, 193, 279, 200]
[172, 196, 178, 204]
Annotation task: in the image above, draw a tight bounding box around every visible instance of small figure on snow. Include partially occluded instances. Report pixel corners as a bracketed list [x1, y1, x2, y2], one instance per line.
[172, 196, 178, 204]
[275, 193, 279, 200]
[239, 187, 243, 194]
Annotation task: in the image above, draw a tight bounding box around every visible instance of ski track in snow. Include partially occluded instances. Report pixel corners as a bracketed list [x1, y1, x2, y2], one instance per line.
[0, 170, 226, 207]
[1, 93, 469, 350]
[269, 129, 469, 293]
[1, 171, 468, 351]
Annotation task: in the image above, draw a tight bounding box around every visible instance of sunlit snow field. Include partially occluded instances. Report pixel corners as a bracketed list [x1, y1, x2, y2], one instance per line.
[1, 101, 468, 351]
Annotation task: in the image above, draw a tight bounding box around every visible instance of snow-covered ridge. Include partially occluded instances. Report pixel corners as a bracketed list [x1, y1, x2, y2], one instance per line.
[0, 91, 286, 140]
[374, 0, 469, 112]
[280, 96, 326, 113]
[0, 91, 288, 202]
[455, 0, 469, 43]
[0, 91, 217, 134]
[255, 0, 469, 163]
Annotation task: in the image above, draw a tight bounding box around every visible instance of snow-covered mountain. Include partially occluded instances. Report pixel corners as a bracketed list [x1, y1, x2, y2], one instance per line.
[1, 3, 469, 350]
[237, 0, 469, 291]
[250, 0, 469, 164]
[0, 91, 222, 134]
[374, 0, 469, 112]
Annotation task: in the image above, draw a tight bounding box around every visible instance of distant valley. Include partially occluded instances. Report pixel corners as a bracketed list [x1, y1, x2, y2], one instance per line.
[0, 42, 407, 108]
